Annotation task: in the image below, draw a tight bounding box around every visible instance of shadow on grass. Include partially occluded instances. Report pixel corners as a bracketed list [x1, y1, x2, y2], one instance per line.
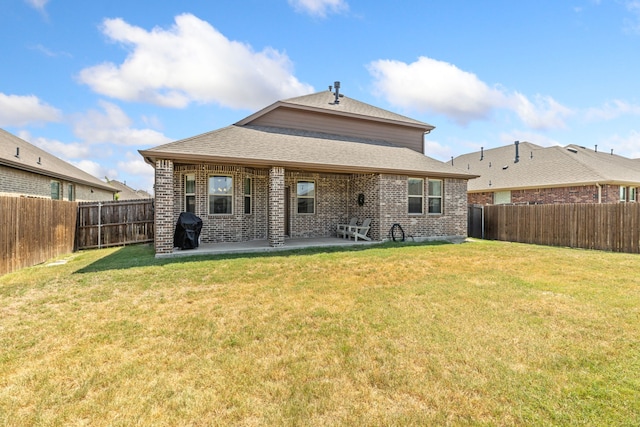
[74, 241, 451, 274]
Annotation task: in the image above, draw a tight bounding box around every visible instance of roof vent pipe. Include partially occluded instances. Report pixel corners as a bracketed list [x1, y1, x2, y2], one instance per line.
[611, 149, 614, 155]
[15, 147, 19, 158]
[595, 144, 598, 153]
[480, 147, 484, 161]
[514, 140, 520, 163]
[451, 156, 454, 166]
[333, 81, 341, 104]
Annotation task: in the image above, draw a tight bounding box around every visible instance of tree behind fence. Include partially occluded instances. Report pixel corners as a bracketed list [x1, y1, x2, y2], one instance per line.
[1, 196, 78, 276]
[484, 203, 640, 253]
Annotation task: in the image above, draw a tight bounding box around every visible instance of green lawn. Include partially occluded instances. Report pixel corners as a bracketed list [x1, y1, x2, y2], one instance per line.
[1, 240, 639, 426]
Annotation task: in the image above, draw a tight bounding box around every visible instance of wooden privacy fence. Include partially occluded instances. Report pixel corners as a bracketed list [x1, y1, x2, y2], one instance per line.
[76, 199, 154, 249]
[1, 196, 78, 276]
[484, 203, 640, 253]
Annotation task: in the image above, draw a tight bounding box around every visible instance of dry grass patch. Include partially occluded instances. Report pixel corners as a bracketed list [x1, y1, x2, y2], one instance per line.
[1, 240, 639, 426]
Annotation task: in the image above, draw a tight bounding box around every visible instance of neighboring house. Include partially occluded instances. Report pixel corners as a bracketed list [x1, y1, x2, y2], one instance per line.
[106, 179, 153, 200]
[0, 128, 116, 201]
[454, 141, 640, 205]
[139, 86, 476, 255]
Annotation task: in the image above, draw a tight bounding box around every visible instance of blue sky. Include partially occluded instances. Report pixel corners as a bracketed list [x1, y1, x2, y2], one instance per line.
[2, 0, 640, 193]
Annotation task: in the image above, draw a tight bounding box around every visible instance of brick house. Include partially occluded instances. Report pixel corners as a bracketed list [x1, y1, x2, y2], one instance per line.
[1, 128, 116, 201]
[454, 141, 640, 205]
[139, 87, 476, 255]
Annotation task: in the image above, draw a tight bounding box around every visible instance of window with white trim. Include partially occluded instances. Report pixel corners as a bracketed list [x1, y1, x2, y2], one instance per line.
[244, 177, 252, 214]
[67, 184, 75, 201]
[630, 187, 637, 202]
[185, 174, 196, 213]
[408, 178, 424, 214]
[428, 179, 443, 214]
[209, 175, 233, 214]
[297, 181, 315, 214]
[620, 186, 628, 202]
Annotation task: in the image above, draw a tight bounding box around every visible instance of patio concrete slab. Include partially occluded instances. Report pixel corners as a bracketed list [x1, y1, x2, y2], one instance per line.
[156, 237, 381, 258]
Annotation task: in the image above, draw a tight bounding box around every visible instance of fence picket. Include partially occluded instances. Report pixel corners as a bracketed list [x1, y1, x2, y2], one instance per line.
[484, 203, 640, 253]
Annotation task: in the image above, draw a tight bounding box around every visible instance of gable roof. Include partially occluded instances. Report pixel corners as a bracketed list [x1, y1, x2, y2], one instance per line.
[455, 142, 640, 192]
[236, 90, 435, 131]
[140, 125, 474, 179]
[141, 90, 474, 179]
[0, 128, 116, 192]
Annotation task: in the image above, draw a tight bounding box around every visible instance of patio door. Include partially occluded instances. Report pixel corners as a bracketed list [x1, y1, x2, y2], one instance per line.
[285, 187, 290, 237]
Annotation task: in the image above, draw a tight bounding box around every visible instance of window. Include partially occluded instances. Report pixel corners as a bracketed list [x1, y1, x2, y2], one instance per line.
[244, 177, 252, 214]
[51, 181, 60, 200]
[209, 176, 233, 214]
[408, 178, 424, 214]
[185, 174, 196, 213]
[67, 184, 75, 201]
[494, 190, 512, 205]
[630, 187, 637, 202]
[620, 186, 628, 202]
[297, 181, 315, 214]
[428, 179, 443, 214]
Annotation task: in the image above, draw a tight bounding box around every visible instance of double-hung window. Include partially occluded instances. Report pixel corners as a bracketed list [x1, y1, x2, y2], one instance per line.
[408, 178, 424, 214]
[621, 186, 628, 202]
[630, 187, 637, 202]
[244, 177, 252, 214]
[297, 180, 315, 214]
[428, 179, 443, 214]
[67, 184, 75, 201]
[209, 175, 233, 214]
[185, 174, 196, 213]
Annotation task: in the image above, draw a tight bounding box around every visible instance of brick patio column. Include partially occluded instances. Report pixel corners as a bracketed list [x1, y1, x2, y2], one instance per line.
[154, 159, 174, 255]
[268, 166, 285, 247]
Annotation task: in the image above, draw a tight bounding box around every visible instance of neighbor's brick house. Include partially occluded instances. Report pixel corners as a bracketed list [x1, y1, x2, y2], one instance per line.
[0, 128, 116, 201]
[140, 87, 476, 255]
[454, 141, 640, 205]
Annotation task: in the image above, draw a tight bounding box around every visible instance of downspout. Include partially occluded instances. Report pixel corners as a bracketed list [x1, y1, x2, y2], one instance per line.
[595, 183, 602, 203]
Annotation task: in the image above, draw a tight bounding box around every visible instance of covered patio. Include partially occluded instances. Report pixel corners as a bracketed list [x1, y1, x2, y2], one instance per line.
[156, 237, 381, 258]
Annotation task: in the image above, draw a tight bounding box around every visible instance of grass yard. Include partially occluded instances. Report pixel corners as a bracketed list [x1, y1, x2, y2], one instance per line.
[1, 240, 639, 426]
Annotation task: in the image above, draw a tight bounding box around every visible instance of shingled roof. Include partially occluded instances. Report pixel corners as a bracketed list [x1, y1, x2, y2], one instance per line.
[237, 91, 435, 130]
[141, 125, 472, 178]
[455, 142, 640, 192]
[140, 90, 474, 179]
[0, 128, 116, 192]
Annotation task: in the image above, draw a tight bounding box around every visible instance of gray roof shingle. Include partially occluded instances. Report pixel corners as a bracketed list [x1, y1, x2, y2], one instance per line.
[0, 128, 116, 192]
[455, 142, 640, 192]
[141, 125, 474, 178]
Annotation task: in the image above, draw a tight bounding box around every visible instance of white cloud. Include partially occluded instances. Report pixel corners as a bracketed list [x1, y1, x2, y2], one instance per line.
[17, 131, 92, 159]
[117, 152, 155, 193]
[423, 139, 453, 162]
[623, 0, 640, 33]
[602, 130, 640, 158]
[78, 14, 314, 109]
[584, 99, 640, 121]
[498, 130, 562, 148]
[0, 93, 61, 126]
[288, 0, 349, 17]
[510, 93, 574, 130]
[24, 0, 49, 13]
[70, 159, 118, 182]
[368, 56, 573, 130]
[368, 57, 506, 125]
[73, 100, 172, 147]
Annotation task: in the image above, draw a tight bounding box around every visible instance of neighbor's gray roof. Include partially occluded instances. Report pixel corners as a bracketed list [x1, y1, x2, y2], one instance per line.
[0, 128, 116, 192]
[140, 125, 474, 179]
[236, 90, 435, 131]
[455, 141, 640, 192]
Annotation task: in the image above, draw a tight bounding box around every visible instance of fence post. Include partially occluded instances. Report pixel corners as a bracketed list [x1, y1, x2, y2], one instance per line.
[98, 202, 102, 249]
